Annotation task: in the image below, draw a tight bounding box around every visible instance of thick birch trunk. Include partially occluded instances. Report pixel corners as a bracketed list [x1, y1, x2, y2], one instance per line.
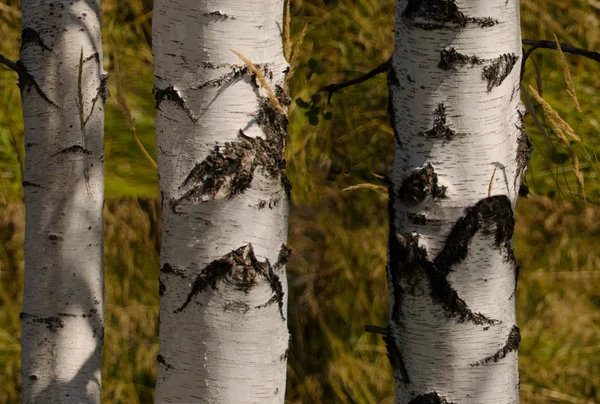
[386, 0, 531, 402]
[19, 1, 106, 403]
[153, 1, 290, 402]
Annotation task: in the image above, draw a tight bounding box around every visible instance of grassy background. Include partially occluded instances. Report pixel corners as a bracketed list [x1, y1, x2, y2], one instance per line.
[1, 0, 599, 402]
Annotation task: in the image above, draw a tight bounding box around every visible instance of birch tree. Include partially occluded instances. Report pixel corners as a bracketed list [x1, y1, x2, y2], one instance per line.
[152, 1, 290, 402]
[385, 0, 530, 402]
[1, 0, 107, 402]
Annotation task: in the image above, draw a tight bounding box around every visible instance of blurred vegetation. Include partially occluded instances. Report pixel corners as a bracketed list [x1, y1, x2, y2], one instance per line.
[0, 0, 599, 403]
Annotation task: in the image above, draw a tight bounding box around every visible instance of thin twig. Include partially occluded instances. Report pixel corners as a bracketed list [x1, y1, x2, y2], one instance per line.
[10, 129, 23, 179]
[521, 39, 600, 81]
[0, 54, 19, 73]
[319, 56, 391, 103]
[318, 39, 600, 101]
[364, 325, 388, 336]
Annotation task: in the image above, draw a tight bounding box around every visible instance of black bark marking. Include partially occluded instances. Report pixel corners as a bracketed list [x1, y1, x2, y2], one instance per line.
[397, 164, 447, 205]
[157, 354, 173, 371]
[403, 0, 497, 30]
[161, 263, 185, 277]
[84, 73, 110, 126]
[28, 375, 38, 381]
[252, 197, 282, 210]
[189, 69, 245, 91]
[223, 300, 251, 313]
[274, 244, 292, 271]
[515, 111, 533, 191]
[439, 47, 482, 70]
[153, 86, 197, 123]
[409, 392, 456, 404]
[391, 231, 499, 325]
[82, 52, 100, 64]
[389, 196, 514, 325]
[257, 95, 291, 193]
[174, 131, 258, 205]
[384, 331, 410, 384]
[203, 10, 235, 20]
[420, 104, 460, 141]
[21, 27, 51, 52]
[472, 325, 521, 366]
[280, 349, 289, 362]
[19, 313, 64, 332]
[275, 84, 292, 107]
[16, 61, 58, 107]
[172, 131, 276, 207]
[48, 233, 62, 241]
[174, 244, 286, 320]
[159, 280, 166, 297]
[403, 0, 467, 26]
[408, 213, 427, 225]
[435, 196, 515, 268]
[482, 53, 519, 91]
[171, 95, 289, 210]
[202, 61, 246, 70]
[407, 212, 442, 225]
[53, 145, 92, 156]
[22, 181, 43, 188]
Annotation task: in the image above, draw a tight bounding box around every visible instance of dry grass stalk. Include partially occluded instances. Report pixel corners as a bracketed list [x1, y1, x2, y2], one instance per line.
[284, 0, 292, 61]
[0, 168, 6, 204]
[111, 46, 157, 169]
[342, 183, 387, 194]
[528, 85, 585, 196]
[230, 49, 284, 113]
[554, 34, 582, 114]
[287, 23, 309, 81]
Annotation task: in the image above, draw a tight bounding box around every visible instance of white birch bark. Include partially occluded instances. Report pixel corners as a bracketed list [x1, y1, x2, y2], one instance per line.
[153, 1, 290, 402]
[386, 0, 531, 403]
[19, 1, 106, 403]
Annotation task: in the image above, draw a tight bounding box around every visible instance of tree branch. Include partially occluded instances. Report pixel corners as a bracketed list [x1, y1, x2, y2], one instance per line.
[364, 324, 388, 336]
[0, 53, 19, 73]
[521, 39, 600, 81]
[318, 56, 391, 103]
[318, 39, 600, 100]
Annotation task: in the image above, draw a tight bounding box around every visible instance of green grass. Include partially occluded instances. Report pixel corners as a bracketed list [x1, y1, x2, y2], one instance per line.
[0, 0, 599, 402]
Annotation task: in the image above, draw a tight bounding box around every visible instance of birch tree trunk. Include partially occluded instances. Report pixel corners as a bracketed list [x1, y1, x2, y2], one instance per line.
[386, 0, 531, 402]
[153, 1, 290, 402]
[19, 1, 106, 403]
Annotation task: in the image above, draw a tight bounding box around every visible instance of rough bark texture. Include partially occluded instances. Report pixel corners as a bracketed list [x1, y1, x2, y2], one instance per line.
[153, 1, 290, 402]
[387, 0, 529, 402]
[19, 1, 106, 403]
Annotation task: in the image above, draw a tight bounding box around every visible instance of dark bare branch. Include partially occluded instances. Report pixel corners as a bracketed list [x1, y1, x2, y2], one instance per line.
[521, 39, 600, 81]
[318, 57, 391, 103]
[364, 324, 388, 335]
[318, 39, 599, 101]
[0, 53, 19, 73]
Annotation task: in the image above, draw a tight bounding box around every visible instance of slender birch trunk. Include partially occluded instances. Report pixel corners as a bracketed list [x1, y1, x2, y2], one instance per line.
[19, 1, 106, 403]
[386, 0, 531, 402]
[153, 1, 290, 402]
